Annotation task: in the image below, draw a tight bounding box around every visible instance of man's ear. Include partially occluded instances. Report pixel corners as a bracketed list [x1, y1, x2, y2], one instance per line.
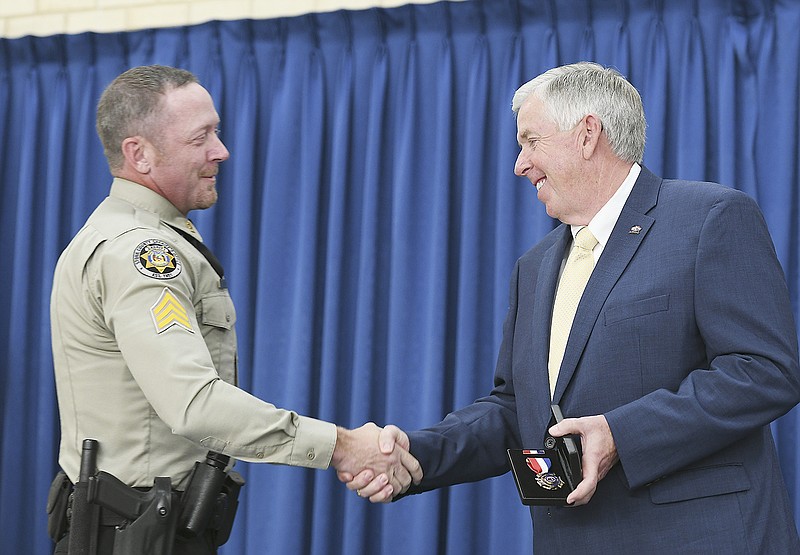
[579, 114, 603, 160]
[121, 136, 152, 174]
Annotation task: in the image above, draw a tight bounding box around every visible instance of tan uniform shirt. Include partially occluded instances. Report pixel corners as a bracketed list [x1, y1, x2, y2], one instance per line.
[51, 178, 336, 487]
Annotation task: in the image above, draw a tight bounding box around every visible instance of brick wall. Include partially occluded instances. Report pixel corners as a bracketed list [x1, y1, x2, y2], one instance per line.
[0, 0, 455, 39]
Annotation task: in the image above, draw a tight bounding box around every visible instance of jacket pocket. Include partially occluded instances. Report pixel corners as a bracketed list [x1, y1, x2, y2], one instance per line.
[604, 294, 669, 325]
[649, 463, 750, 504]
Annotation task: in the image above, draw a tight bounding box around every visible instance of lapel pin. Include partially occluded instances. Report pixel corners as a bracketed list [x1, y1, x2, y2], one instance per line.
[629, 225, 642, 234]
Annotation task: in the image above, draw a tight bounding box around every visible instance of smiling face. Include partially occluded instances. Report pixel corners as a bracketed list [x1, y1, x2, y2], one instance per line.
[514, 95, 595, 225]
[141, 83, 230, 214]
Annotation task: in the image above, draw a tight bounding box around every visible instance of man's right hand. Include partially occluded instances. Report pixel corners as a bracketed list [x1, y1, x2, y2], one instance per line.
[336, 424, 416, 503]
[331, 423, 421, 503]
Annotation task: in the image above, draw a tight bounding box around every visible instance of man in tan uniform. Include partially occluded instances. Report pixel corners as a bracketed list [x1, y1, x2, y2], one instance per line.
[49, 65, 420, 554]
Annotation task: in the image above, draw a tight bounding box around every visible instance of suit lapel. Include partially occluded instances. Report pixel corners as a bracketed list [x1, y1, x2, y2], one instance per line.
[552, 167, 662, 402]
[529, 226, 572, 421]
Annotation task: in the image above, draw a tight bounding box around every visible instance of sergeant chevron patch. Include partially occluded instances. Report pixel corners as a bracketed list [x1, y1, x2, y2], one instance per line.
[151, 287, 194, 334]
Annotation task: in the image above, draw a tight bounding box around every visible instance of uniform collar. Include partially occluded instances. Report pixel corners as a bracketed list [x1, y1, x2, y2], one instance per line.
[109, 178, 204, 241]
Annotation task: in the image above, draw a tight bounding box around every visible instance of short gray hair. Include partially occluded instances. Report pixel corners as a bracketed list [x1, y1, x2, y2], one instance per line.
[96, 65, 199, 171]
[512, 62, 646, 163]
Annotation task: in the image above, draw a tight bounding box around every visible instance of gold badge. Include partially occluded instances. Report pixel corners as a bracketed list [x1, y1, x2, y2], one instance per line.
[150, 287, 193, 334]
[133, 239, 182, 279]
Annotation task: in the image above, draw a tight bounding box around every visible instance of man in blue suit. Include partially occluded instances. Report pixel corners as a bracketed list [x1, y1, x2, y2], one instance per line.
[345, 62, 800, 552]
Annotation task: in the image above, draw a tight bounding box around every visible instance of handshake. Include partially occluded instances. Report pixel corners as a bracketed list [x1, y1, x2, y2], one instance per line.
[332, 423, 420, 503]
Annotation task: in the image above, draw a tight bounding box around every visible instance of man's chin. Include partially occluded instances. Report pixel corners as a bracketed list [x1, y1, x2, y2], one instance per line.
[543, 204, 560, 220]
[195, 190, 218, 211]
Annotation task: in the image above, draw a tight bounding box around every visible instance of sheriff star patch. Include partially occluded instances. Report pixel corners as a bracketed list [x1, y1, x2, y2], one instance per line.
[151, 287, 194, 334]
[133, 239, 182, 280]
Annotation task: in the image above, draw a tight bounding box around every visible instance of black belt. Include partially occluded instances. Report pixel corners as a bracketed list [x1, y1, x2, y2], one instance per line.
[94, 488, 183, 528]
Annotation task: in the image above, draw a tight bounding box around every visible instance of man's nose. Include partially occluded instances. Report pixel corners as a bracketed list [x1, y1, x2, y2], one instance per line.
[212, 137, 230, 162]
[514, 151, 529, 176]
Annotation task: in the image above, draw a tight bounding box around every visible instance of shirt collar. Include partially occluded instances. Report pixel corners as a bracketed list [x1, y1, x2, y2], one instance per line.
[570, 162, 641, 256]
[109, 178, 204, 241]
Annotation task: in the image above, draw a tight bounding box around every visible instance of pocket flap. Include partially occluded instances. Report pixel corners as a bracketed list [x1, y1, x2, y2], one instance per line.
[604, 294, 669, 325]
[201, 292, 237, 329]
[649, 464, 750, 504]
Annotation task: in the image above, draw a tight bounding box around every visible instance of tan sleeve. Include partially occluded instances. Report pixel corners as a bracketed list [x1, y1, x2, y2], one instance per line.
[91, 231, 337, 469]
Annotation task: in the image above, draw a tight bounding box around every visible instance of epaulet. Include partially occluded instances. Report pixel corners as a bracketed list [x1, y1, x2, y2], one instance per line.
[87, 196, 161, 240]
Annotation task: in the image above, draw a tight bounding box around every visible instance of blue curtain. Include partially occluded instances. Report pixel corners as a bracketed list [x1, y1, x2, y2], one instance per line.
[1, 0, 799, 553]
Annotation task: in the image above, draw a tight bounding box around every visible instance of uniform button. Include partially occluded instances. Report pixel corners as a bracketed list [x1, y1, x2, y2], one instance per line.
[256, 452, 264, 459]
[226, 314, 231, 322]
[307, 450, 316, 460]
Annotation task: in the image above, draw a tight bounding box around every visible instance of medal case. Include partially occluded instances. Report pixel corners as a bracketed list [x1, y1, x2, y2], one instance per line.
[507, 404, 583, 506]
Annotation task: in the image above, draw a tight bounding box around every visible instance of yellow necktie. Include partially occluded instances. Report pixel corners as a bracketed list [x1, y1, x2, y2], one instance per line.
[548, 227, 598, 397]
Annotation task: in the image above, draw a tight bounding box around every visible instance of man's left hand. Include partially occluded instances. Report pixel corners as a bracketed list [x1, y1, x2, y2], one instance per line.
[548, 414, 618, 506]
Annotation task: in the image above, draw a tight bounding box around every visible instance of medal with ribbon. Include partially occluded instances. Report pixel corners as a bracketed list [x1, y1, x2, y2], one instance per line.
[523, 450, 564, 491]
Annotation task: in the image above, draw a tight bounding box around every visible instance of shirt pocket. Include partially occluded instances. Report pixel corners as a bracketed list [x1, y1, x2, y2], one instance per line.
[199, 291, 238, 384]
[200, 291, 237, 329]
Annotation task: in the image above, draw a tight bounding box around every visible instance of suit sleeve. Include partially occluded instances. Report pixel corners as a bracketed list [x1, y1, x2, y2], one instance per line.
[605, 190, 800, 488]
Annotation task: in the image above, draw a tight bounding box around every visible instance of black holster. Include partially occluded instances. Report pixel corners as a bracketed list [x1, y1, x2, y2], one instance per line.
[213, 470, 245, 546]
[56, 439, 179, 555]
[177, 451, 245, 547]
[108, 477, 178, 555]
[49, 441, 245, 553]
[46, 470, 72, 542]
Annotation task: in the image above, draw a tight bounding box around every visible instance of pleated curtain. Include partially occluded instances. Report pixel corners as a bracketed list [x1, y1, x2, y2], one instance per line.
[1, 1, 799, 553]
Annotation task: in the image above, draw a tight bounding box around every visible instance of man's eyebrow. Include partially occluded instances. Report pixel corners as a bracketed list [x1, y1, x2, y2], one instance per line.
[188, 122, 219, 136]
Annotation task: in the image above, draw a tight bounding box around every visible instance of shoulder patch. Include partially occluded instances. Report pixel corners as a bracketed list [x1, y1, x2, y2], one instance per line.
[151, 287, 194, 334]
[133, 239, 182, 280]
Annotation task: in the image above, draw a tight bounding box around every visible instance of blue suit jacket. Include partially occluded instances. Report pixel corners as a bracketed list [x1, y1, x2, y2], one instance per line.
[406, 167, 800, 553]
